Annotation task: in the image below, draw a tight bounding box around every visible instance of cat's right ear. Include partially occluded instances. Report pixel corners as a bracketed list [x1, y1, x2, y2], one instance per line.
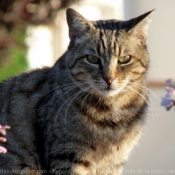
[66, 8, 94, 40]
[126, 10, 155, 42]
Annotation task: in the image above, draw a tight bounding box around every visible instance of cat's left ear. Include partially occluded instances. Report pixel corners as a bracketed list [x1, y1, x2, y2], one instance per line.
[66, 8, 95, 40]
[127, 10, 155, 41]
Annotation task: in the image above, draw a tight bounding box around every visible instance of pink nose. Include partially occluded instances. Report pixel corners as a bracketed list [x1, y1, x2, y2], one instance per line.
[106, 78, 113, 85]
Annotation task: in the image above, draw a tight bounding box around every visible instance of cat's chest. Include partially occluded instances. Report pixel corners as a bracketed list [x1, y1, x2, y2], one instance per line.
[74, 131, 141, 175]
[68, 116, 142, 174]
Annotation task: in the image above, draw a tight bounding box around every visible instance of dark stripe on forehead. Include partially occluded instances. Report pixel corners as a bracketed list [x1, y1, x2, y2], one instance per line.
[100, 29, 107, 53]
[92, 20, 120, 30]
[97, 42, 102, 56]
[99, 29, 119, 56]
[109, 30, 118, 55]
[113, 40, 118, 56]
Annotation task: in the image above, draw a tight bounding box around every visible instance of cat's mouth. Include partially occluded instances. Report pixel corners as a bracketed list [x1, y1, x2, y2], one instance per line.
[100, 83, 118, 91]
[98, 86, 119, 96]
[101, 86, 116, 91]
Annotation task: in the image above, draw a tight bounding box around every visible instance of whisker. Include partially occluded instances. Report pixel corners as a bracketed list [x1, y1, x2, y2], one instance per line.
[132, 84, 158, 119]
[64, 87, 92, 124]
[126, 86, 149, 107]
[46, 81, 92, 106]
[54, 86, 91, 125]
[44, 82, 86, 96]
[54, 91, 80, 124]
[81, 89, 94, 110]
[126, 86, 156, 119]
[130, 82, 159, 101]
[46, 84, 80, 105]
[129, 84, 153, 103]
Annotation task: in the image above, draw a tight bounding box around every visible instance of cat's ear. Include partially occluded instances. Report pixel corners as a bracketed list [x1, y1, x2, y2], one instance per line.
[66, 8, 94, 40]
[127, 10, 155, 41]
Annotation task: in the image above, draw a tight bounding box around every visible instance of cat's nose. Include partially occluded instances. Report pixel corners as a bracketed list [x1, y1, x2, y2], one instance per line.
[105, 77, 114, 85]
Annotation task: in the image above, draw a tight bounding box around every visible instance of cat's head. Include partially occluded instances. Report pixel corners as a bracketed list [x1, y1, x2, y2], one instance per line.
[66, 8, 154, 97]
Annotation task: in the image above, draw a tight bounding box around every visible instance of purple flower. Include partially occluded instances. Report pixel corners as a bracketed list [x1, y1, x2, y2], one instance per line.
[161, 79, 175, 110]
[166, 79, 175, 88]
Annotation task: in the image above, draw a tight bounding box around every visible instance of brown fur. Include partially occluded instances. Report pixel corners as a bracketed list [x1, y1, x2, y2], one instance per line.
[0, 8, 154, 175]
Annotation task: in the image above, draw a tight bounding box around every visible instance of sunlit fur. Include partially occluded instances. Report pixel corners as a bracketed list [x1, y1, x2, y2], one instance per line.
[0, 8, 154, 175]
[67, 15, 151, 99]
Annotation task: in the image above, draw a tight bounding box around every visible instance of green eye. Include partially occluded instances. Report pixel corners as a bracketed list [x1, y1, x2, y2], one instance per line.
[118, 55, 131, 64]
[86, 55, 100, 64]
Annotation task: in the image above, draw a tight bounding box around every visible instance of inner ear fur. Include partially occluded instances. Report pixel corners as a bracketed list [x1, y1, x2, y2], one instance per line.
[125, 10, 155, 40]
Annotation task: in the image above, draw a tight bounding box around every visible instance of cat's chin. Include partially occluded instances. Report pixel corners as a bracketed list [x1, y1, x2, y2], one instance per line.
[96, 89, 120, 97]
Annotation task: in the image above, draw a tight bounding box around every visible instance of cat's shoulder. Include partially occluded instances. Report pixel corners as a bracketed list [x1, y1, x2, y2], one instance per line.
[0, 67, 52, 92]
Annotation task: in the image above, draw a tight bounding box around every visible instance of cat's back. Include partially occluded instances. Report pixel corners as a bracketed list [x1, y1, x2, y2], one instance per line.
[0, 67, 53, 173]
[0, 67, 52, 122]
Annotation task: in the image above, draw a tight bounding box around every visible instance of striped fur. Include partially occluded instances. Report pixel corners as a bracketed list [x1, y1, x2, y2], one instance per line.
[0, 8, 153, 175]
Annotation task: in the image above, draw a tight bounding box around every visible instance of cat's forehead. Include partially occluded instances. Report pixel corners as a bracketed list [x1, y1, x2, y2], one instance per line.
[91, 19, 121, 30]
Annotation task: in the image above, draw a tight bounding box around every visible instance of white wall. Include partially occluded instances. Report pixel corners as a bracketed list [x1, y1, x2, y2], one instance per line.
[26, 26, 54, 69]
[123, 0, 175, 82]
[123, 1, 175, 174]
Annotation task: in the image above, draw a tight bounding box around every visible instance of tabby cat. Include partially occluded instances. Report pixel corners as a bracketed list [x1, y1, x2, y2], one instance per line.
[0, 8, 154, 175]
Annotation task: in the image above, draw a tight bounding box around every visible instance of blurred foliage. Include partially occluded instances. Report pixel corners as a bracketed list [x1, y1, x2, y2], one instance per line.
[0, 0, 80, 82]
[0, 26, 28, 82]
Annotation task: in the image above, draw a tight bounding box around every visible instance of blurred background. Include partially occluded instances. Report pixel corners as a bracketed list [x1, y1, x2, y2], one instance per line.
[0, 0, 175, 174]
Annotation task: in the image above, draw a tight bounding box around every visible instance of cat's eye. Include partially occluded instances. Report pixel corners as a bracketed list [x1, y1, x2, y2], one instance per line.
[86, 55, 100, 64]
[118, 55, 131, 64]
